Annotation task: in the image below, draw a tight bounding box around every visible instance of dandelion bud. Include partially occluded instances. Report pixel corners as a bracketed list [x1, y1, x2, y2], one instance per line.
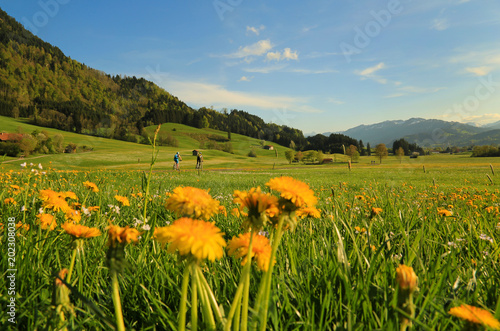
[396, 265, 418, 293]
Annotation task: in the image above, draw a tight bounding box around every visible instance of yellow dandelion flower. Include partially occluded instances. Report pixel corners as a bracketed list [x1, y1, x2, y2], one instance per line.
[114, 195, 130, 206]
[37, 213, 57, 230]
[227, 232, 273, 271]
[62, 191, 78, 200]
[107, 224, 140, 247]
[266, 176, 317, 210]
[165, 186, 220, 220]
[438, 209, 453, 217]
[15, 221, 29, 231]
[396, 265, 418, 293]
[39, 189, 71, 213]
[354, 226, 367, 234]
[231, 207, 248, 217]
[218, 205, 227, 217]
[65, 209, 81, 223]
[371, 207, 383, 217]
[296, 206, 321, 218]
[233, 187, 278, 229]
[83, 181, 99, 193]
[485, 206, 494, 213]
[154, 217, 226, 262]
[55, 268, 68, 287]
[62, 222, 101, 239]
[449, 304, 500, 329]
[4, 197, 16, 205]
[87, 206, 100, 212]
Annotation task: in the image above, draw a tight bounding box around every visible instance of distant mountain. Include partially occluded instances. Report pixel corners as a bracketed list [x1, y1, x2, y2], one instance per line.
[483, 120, 500, 130]
[340, 118, 499, 147]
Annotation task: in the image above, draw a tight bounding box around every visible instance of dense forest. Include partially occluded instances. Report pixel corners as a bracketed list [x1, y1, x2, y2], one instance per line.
[0, 8, 312, 149]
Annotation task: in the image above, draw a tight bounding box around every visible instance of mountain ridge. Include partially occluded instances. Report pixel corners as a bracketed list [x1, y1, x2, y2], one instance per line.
[333, 117, 500, 147]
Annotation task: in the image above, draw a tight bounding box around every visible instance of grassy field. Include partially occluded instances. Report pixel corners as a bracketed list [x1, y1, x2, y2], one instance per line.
[1, 117, 500, 330]
[0, 116, 294, 171]
[1, 156, 500, 330]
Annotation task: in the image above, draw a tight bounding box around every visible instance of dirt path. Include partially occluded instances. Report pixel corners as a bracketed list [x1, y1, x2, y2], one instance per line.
[1, 155, 49, 164]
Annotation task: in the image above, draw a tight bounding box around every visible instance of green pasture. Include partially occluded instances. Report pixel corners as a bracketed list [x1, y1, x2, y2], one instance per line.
[1, 158, 500, 330]
[1, 116, 500, 330]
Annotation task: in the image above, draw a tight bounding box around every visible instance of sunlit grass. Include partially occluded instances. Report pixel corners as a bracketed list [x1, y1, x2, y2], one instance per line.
[1, 158, 499, 330]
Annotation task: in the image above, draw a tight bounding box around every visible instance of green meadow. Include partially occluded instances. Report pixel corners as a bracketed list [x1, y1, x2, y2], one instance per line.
[1, 117, 500, 330]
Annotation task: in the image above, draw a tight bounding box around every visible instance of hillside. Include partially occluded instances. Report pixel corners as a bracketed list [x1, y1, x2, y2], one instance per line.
[341, 118, 499, 147]
[0, 115, 293, 170]
[0, 7, 308, 150]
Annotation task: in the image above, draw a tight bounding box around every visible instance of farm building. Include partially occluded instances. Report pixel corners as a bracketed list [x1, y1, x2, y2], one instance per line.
[263, 145, 274, 150]
[322, 158, 333, 164]
[0, 132, 22, 142]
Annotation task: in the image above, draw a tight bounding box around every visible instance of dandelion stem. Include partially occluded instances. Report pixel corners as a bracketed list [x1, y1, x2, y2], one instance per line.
[258, 215, 285, 331]
[241, 228, 255, 331]
[191, 264, 198, 331]
[195, 267, 217, 329]
[196, 267, 222, 325]
[224, 271, 247, 331]
[66, 247, 78, 284]
[111, 270, 126, 331]
[179, 262, 192, 331]
[142, 124, 161, 222]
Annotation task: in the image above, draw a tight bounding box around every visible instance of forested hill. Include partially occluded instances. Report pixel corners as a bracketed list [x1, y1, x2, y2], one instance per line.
[0, 8, 308, 149]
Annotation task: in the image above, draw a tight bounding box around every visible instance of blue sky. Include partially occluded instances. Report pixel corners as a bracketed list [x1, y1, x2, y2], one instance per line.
[2, 0, 500, 134]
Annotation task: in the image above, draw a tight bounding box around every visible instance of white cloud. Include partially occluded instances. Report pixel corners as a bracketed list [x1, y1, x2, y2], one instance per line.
[431, 18, 450, 31]
[398, 86, 446, 93]
[384, 93, 406, 98]
[289, 68, 338, 74]
[302, 25, 318, 33]
[327, 97, 345, 105]
[304, 51, 339, 59]
[359, 62, 385, 76]
[266, 48, 299, 61]
[238, 76, 253, 82]
[282, 48, 298, 60]
[450, 48, 500, 75]
[356, 62, 388, 84]
[465, 66, 493, 76]
[461, 113, 500, 125]
[246, 25, 265, 36]
[266, 51, 282, 61]
[225, 40, 273, 59]
[243, 64, 288, 74]
[161, 79, 323, 114]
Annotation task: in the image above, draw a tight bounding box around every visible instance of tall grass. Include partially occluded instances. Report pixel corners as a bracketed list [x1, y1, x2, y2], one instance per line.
[1, 164, 499, 330]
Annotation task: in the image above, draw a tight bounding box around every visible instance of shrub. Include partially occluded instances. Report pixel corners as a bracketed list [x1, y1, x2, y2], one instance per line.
[65, 143, 77, 153]
[248, 149, 257, 157]
[0, 142, 21, 157]
[223, 142, 233, 154]
[285, 150, 295, 164]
